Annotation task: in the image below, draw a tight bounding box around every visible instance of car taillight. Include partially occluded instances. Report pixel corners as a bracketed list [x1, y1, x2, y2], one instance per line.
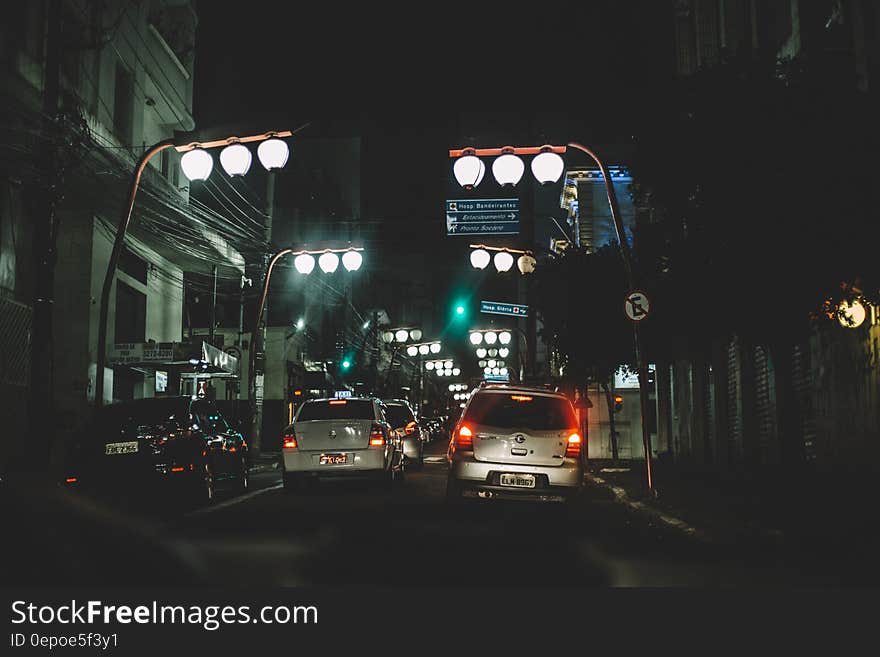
[455, 424, 474, 450]
[283, 431, 298, 449]
[565, 432, 582, 458]
[369, 424, 385, 446]
[404, 421, 417, 435]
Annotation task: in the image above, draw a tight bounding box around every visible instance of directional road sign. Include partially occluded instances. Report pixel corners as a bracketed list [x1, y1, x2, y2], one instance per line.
[446, 199, 519, 236]
[481, 300, 529, 317]
[624, 290, 651, 322]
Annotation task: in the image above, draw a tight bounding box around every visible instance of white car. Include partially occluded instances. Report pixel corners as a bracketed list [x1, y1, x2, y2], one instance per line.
[282, 397, 404, 489]
[446, 384, 584, 503]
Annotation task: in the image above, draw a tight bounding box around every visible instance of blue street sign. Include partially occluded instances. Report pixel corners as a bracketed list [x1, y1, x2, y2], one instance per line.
[480, 300, 529, 317]
[446, 198, 520, 236]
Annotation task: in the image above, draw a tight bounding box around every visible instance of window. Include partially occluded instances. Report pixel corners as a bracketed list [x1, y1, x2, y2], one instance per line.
[113, 61, 134, 146]
[296, 400, 375, 421]
[464, 393, 577, 431]
[114, 280, 146, 343]
[119, 246, 148, 285]
[383, 403, 415, 429]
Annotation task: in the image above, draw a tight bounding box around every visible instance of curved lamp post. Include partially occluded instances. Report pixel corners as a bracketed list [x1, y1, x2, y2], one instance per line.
[450, 142, 655, 493]
[95, 129, 292, 409]
[249, 246, 364, 408]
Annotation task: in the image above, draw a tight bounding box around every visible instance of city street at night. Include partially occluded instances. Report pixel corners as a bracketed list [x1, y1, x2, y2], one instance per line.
[3, 0, 880, 650]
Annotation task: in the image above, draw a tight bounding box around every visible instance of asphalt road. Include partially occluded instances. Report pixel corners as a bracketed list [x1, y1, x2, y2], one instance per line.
[1, 441, 848, 587]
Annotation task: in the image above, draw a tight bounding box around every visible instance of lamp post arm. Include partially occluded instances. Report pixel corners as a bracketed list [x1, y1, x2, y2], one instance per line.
[566, 142, 635, 287]
[95, 139, 176, 410]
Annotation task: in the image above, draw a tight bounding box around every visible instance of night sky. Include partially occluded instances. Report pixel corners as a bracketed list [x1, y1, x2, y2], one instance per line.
[191, 1, 673, 331]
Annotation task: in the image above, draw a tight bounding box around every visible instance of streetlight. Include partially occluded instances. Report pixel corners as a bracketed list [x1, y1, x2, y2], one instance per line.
[468, 244, 535, 275]
[95, 129, 292, 409]
[450, 142, 656, 494]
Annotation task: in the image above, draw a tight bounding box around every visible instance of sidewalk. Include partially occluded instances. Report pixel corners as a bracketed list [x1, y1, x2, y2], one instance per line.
[585, 458, 880, 563]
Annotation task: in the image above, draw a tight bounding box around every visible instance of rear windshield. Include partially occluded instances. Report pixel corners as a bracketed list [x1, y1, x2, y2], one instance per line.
[383, 403, 415, 428]
[464, 393, 576, 431]
[297, 400, 375, 421]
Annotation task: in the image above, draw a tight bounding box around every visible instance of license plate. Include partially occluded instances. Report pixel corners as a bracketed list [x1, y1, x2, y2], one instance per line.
[319, 453, 347, 465]
[499, 473, 536, 488]
[105, 441, 139, 455]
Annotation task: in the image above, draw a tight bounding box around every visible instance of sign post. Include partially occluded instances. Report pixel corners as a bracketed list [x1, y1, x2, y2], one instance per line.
[446, 199, 520, 236]
[480, 300, 529, 317]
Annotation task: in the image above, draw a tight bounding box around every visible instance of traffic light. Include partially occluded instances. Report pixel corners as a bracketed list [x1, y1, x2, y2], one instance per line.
[613, 394, 624, 413]
[452, 300, 467, 320]
[341, 359, 351, 370]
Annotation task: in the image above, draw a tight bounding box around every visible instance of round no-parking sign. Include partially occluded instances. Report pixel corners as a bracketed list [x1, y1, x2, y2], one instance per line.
[624, 290, 651, 322]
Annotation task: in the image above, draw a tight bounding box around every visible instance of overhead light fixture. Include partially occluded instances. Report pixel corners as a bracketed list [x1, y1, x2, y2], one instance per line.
[395, 329, 409, 342]
[430, 342, 441, 354]
[407, 346, 418, 357]
[318, 251, 339, 273]
[409, 329, 423, 341]
[469, 332, 483, 345]
[491, 150, 525, 186]
[257, 138, 290, 170]
[453, 153, 486, 189]
[499, 331, 512, 345]
[293, 253, 315, 275]
[530, 149, 565, 184]
[470, 248, 491, 270]
[484, 332, 498, 345]
[382, 331, 395, 344]
[342, 249, 363, 272]
[494, 251, 514, 272]
[476, 348, 487, 359]
[219, 143, 252, 176]
[180, 148, 213, 181]
[419, 344, 430, 355]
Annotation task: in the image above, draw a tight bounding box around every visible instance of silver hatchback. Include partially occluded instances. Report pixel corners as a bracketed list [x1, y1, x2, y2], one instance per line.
[446, 385, 584, 503]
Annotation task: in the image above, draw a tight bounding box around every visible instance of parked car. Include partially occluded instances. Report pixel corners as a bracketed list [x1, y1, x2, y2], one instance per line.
[281, 397, 403, 489]
[446, 384, 584, 504]
[68, 396, 249, 503]
[382, 399, 424, 469]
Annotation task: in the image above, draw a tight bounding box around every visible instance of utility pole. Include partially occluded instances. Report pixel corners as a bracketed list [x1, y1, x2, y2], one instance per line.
[27, 0, 63, 474]
[250, 171, 276, 454]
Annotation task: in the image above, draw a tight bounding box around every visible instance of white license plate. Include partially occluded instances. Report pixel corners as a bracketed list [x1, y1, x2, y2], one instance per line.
[319, 453, 347, 465]
[105, 441, 139, 455]
[499, 473, 536, 488]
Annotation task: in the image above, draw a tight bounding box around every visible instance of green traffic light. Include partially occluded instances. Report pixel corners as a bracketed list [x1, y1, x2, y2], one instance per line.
[456, 305, 465, 315]
[342, 360, 351, 369]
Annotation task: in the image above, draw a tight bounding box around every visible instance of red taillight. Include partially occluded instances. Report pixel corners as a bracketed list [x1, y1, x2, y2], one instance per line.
[369, 424, 386, 446]
[404, 421, 417, 435]
[283, 431, 298, 449]
[455, 425, 474, 450]
[170, 466, 186, 473]
[565, 432, 582, 458]
[64, 477, 78, 484]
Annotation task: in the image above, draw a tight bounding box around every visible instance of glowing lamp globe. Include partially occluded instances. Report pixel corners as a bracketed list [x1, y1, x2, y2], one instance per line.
[293, 253, 315, 275]
[257, 138, 290, 170]
[499, 347, 509, 358]
[180, 148, 213, 181]
[395, 329, 409, 342]
[448, 384, 456, 392]
[452, 368, 461, 376]
[470, 248, 491, 270]
[407, 346, 418, 357]
[219, 143, 252, 176]
[499, 331, 512, 345]
[838, 299, 866, 328]
[487, 348, 498, 357]
[476, 348, 487, 359]
[469, 332, 483, 345]
[453, 155, 485, 189]
[444, 361, 453, 370]
[318, 252, 339, 273]
[419, 345, 430, 355]
[484, 332, 498, 345]
[517, 254, 537, 274]
[493, 251, 514, 272]
[342, 250, 363, 272]
[382, 331, 395, 344]
[425, 361, 435, 370]
[491, 153, 525, 186]
[430, 343, 441, 354]
[409, 329, 423, 341]
[530, 151, 564, 184]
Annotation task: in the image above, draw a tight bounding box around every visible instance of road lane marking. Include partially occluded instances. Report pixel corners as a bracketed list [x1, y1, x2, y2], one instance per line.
[185, 483, 283, 516]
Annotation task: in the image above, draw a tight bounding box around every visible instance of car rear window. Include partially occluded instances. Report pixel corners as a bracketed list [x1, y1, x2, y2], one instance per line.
[464, 393, 576, 431]
[383, 403, 415, 428]
[297, 400, 375, 421]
